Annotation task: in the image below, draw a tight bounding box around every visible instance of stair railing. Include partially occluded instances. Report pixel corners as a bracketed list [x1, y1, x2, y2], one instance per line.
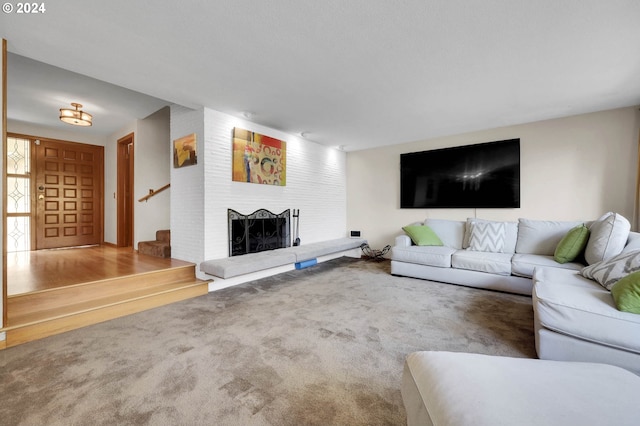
[138, 183, 170, 202]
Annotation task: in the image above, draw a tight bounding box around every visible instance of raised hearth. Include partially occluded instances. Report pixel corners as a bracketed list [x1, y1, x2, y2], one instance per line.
[228, 208, 290, 256]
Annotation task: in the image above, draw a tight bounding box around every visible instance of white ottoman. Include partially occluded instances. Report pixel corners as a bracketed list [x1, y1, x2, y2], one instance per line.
[402, 351, 640, 426]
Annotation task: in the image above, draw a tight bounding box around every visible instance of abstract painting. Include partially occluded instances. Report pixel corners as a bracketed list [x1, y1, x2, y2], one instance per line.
[232, 128, 286, 185]
[173, 133, 197, 168]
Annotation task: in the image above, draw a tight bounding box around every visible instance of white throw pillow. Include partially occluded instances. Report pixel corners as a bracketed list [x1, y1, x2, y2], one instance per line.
[515, 218, 583, 255]
[468, 221, 506, 253]
[424, 219, 465, 249]
[581, 249, 640, 290]
[584, 212, 631, 265]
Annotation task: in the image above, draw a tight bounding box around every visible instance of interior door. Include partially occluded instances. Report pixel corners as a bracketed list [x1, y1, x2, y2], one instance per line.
[35, 139, 104, 249]
[117, 133, 134, 247]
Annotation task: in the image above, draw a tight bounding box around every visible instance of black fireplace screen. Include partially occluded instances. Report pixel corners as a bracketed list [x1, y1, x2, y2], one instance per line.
[228, 209, 290, 256]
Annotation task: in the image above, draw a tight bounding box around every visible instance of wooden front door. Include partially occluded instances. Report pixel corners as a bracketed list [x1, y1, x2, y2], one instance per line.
[35, 139, 104, 249]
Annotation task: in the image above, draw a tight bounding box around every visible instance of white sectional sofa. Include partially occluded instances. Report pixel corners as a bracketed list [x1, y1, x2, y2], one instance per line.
[391, 212, 640, 373]
[533, 266, 640, 375]
[394, 218, 578, 295]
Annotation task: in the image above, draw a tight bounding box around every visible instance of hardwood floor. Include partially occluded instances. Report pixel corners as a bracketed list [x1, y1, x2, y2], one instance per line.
[2, 245, 210, 348]
[7, 245, 194, 296]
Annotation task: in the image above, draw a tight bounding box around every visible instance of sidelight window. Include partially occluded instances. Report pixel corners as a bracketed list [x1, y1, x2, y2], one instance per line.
[6, 136, 32, 252]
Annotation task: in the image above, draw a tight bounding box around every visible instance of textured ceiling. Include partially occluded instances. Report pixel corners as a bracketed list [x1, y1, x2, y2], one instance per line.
[1, 1, 639, 151]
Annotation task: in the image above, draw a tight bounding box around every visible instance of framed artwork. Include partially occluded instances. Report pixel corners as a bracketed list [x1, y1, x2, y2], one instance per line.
[173, 133, 197, 168]
[232, 127, 286, 185]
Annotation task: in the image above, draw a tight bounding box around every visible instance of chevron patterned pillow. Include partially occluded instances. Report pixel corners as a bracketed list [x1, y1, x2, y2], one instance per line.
[581, 250, 640, 290]
[468, 221, 506, 253]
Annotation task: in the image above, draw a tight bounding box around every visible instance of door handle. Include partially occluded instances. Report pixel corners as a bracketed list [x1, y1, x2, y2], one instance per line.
[38, 194, 45, 200]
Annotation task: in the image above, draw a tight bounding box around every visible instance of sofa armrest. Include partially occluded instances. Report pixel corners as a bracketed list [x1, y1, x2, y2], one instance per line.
[395, 234, 412, 247]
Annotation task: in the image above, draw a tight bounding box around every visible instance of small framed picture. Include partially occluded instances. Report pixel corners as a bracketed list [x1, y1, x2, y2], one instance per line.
[173, 133, 197, 168]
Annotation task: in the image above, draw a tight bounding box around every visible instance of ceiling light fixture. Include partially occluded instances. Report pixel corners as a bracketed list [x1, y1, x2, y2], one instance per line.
[59, 102, 93, 126]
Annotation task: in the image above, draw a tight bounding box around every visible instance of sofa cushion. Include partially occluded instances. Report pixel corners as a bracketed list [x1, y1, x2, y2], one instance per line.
[402, 225, 443, 246]
[585, 212, 631, 265]
[391, 245, 456, 268]
[463, 218, 518, 253]
[402, 351, 640, 426]
[611, 271, 640, 314]
[511, 254, 583, 278]
[468, 221, 506, 253]
[515, 219, 583, 255]
[424, 219, 465, 249]
[581, 249, 640, 290]
[533, 267, 640, 354]
[622, 231, 640, 253]
[554, 224, 590, 264]
[452, 250, 512, 276]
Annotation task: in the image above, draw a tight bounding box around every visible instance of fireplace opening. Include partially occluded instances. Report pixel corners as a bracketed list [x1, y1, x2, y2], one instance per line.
[228, 209, 290, 256]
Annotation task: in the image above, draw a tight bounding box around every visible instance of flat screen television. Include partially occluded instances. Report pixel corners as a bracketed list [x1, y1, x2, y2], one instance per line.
[400, 139, 520, 208]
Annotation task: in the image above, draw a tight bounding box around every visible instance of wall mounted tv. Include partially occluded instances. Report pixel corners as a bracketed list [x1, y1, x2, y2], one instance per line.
[400, 138, 520, 208]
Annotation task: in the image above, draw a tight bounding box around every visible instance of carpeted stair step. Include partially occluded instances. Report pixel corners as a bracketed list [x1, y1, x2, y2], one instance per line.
[138, 230, 171, 258]
[156, 229, 171, 243]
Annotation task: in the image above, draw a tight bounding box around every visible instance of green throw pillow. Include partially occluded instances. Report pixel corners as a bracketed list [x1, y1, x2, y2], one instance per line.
[554, 224, 590, 264]
[611, 271, 640, 314]
[402, 225, 443, 246]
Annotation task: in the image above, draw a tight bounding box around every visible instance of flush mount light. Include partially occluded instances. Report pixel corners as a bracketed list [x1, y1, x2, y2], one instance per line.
[59, 102, 93, 126]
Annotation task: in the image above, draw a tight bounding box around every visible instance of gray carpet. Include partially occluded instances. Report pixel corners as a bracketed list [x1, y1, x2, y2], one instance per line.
[0, 258, 535, 425]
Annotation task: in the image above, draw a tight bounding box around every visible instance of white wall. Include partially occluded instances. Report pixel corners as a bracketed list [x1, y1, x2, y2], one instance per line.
[347, 106, 640, 249]
[133, 106, 170, 247]
[170, 106, 347, 278]
[202, 108, 347, 261]
[170, 106, 205, 266]
[103, 107, 170, 246]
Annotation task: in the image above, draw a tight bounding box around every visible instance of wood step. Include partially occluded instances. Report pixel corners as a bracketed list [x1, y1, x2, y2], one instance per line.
[2, 260, 211, 349]
[9, 280, 207, 326]
[3, 280, 209, 348]
[7, 264, 196, 317]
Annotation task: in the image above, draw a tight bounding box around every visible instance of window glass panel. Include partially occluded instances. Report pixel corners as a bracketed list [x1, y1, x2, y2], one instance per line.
[7, 216, 30, 252]
[7, 137, 30, 175]
[6, 136, 32, 253]
[7, 177, 31, 213]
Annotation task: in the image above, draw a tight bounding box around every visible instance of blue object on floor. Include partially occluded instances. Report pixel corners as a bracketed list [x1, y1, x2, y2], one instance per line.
[295, 258, 317, 269]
